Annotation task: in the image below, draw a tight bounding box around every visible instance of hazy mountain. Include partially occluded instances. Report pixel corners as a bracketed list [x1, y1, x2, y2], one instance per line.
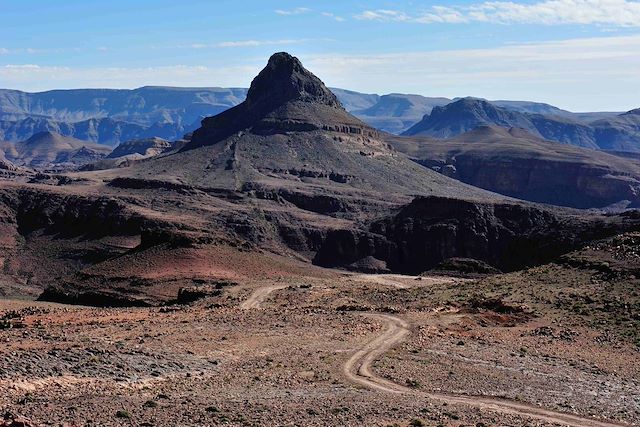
[352, 94, 451, 134]
[0, 86, 248, 125]
[329, 88, 380, 112]
[468, 99, 620, 122]
[403, 98, 640, 151]
[591, 109, 640, 152]
[1, 131, 111, 168]
[390, 126, 640, 208]
[0, 86, 629, 146]
[489, 100, 571, 116]
[0, 115, 195, 147]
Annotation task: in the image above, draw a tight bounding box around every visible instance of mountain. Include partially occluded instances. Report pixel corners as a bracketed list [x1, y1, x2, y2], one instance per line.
[490, 100, 571, 116]
[591, 109, 640, 152]
[403, 98, 640, 151]
[1, 86, 624, 144]
[1, 131, 111, 168]
[0, 86, 247, 145]
[1, 52, 638, 309]
[0, 86, 248, 125]
[463, 99, 620, 122]
[390, 126, 640, 208]
[0, 115, 202, 147]
[352, 94, 451, 134]
[404, 98, 540, 138]
[107, 137, 171, 159]
[112, 52, 494, 200]
[329, 88, 380, 112]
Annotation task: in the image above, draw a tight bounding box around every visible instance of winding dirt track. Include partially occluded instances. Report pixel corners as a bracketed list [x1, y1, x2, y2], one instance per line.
[348, 313, 630, 427]
[240, 284, 630, 426]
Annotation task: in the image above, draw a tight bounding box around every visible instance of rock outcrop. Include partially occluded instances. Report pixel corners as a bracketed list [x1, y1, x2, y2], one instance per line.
[185, 52, 379, 150]
[107, 137, 171, 159]
[314, 196, 640, 274]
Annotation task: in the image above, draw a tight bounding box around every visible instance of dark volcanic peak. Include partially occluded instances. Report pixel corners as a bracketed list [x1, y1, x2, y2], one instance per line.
[245, 52, 340, 109]
[184, 52, 377, 150]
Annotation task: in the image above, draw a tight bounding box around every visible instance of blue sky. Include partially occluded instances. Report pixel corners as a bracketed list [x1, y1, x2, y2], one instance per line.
[1, 0, 639, 111]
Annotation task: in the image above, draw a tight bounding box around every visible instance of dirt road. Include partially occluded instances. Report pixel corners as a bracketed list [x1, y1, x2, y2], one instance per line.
[346, 312, 630, 427]
[238, 281, 630, 426]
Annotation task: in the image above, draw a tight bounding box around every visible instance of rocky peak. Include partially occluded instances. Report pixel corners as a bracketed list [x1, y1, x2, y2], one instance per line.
[245, 52, 341, 111]
[183, 52, 376, 151]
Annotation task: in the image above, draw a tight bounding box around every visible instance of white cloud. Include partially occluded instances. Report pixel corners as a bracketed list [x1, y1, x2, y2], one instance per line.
[356, 0, 640, 26]
[216, 39, 308, 48]
[275, 7, 312, 16]
[0, 48, 9, 55]
[0, 64, 258, 92]
[177, 39, 321, 49]
[3, 34, 639, 111]
[302, 34, 640, 111]
[321, 12, 345, 22]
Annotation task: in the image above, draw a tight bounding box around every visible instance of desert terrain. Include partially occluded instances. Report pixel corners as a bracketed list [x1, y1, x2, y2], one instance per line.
[1, 51, 639, 427]
[2, 232, 638, 426]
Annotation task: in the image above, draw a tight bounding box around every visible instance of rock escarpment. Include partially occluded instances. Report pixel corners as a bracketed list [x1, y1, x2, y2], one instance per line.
[314, 196, 640, 274]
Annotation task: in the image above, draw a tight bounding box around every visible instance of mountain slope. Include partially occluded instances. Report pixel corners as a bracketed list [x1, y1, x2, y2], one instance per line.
[0, 150, 17, 171]
[591, 109, 640, 152]
[403, 98, 601, 149]
[2, 131, 111, 167]
[390, 126, 640, 208]
[107, 53, 498, 201]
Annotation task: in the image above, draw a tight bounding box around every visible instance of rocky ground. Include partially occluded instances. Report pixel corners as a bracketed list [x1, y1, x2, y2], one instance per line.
[1, 239, 638, 427]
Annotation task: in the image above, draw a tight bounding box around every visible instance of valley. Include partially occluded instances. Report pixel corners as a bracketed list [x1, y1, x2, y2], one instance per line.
[0, 51, 638, 427]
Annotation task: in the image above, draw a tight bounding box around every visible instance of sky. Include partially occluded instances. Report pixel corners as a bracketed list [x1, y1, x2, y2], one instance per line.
[1, 0, 639, 111]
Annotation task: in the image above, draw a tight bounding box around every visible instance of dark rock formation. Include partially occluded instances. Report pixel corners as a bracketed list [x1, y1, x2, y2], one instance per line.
[314, 196, 640, 274]
[184, 52, 379, 150]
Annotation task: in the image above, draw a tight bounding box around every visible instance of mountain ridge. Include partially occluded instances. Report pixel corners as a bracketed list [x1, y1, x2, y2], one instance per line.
[403, 98, 640, 152]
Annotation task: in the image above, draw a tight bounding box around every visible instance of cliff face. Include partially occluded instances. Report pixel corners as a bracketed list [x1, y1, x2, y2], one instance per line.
[389, 127, 640, 209]
[314, 196, 640, 274]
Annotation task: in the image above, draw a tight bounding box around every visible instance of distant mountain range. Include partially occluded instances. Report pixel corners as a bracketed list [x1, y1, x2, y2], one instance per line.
[0, 86, 627, 146]
[403, 98, 640, 152]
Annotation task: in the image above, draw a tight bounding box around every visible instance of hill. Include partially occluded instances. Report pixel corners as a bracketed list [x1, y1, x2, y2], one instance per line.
[1, 131, 111, 168]
[107, 137, 172, 159]
[390, 126, 640, 208]
[403, 98, 640, 152]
